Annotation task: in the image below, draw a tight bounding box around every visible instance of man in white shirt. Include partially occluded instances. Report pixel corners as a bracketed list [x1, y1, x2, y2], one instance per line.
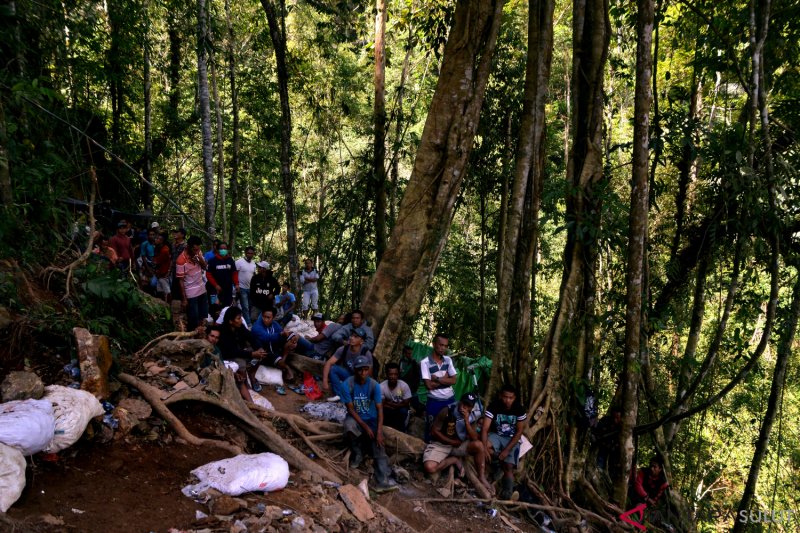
[380, 362, 412, 432]
[299, 258, 320, 318]
[421, 334, 458, 442]
[235, 247, 257, 320]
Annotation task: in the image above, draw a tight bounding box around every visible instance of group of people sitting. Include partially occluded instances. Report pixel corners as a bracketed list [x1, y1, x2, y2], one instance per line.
[316, 332, 529, 497]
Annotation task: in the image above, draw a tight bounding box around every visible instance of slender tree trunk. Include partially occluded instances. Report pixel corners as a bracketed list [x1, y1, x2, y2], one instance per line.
[225, 0, 240, 248]
[489, 0, 554, 398]
[614, 0, 654, 505]
[373, 0, 388, 263]
[389, 25, 414, 226]
[142, 1, 153, 211]
[107, 0, 123, 147]
[210, 57, 226, 239]
[0, 102, 11, 207]
[197, 0, 216, 238]
[260, 0, 300, 289]
[479, 189, 487, 355]
[733, 270, 799, 532]
[496, 112, 513, 281]
[361, 0, 506, 363]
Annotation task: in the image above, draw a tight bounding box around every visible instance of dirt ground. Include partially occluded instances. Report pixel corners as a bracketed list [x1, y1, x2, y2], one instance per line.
[4, 377, 537, 533]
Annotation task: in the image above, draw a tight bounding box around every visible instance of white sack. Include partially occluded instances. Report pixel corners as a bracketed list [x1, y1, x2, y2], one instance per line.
[254, 366, 284, 386]
[182, 452, 289, 497]
[0, 442, 26, 512]
[250, 391, 275, 410]
[0, 399, 55, 456]
[42, 385, 104, 453]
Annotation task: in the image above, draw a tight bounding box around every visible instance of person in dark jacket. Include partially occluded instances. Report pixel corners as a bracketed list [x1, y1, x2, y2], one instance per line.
[249, 261, 280, 323]
[206, 242, 238, 306]
[218, 306, 266, 401]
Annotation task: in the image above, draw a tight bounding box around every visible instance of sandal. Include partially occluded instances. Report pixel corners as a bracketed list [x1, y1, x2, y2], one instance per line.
[251, 381, 263, 393]
[276, 386, 286, 395]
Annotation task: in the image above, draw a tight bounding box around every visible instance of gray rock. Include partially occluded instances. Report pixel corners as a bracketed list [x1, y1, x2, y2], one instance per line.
[1, 371, 45, 401]
[319, 502, 344, 528]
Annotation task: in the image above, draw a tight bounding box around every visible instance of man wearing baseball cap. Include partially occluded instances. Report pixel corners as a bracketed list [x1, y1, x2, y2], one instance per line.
[322, 326, 373, 402]
[341, 355, 397, 492]
[305, 312, 343, 360]
[423, 392, 492, 495]
[249, 261, 280, 323]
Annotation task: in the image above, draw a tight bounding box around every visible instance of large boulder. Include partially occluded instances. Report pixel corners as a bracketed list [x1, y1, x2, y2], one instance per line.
[1, 371, 45, 402]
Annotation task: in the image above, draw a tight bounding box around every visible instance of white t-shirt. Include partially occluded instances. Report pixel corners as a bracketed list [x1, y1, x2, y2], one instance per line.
[380, 379, 412, 404]
[420, 354, 457, 401]
[235, 258, 257, 289]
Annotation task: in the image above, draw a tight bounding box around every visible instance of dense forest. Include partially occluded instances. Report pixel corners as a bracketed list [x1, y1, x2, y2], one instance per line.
[1, 0, 798, 530]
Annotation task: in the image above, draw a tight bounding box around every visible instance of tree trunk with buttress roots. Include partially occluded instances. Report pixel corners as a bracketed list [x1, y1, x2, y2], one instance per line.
[360, 0, 506, 363]
[488, 0, 554, 401]
[525, 0, 609, 498]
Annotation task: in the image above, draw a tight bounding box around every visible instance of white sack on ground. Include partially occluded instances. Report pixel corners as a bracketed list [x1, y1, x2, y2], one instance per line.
[42, 385, 104, 453]
[249, 391, 275, 410]
[0, 442, 26, 512]
[282, 317, 317, 338]
[254, 366, 283, 386]
[0, 398, 56, 456]
[182, 452, 289, 497]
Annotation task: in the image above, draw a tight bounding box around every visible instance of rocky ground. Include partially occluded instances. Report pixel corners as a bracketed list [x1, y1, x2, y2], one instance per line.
[3, 360, 536, 533]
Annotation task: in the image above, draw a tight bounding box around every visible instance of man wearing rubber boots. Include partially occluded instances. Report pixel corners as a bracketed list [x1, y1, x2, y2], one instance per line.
[341, 355, 398, 493]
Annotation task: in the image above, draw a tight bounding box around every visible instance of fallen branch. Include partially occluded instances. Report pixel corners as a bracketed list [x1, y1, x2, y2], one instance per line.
[42, 168, 97, 301]
[284, 416, 348, 479]
[135, 331, 198, 358]
[118, 372, 242, 455]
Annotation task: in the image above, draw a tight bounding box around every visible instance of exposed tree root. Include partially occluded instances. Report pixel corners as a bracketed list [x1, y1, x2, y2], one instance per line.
[154, 368, 342, 484]
[118, 372, 242, 455]
[134, 334, 206, 359]
[42, 169, 97, 301]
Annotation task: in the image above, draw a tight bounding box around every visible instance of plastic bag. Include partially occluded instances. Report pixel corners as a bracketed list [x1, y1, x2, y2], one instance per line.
[0, 398, 56, 456]
[182, 453, 289, 497]
[301, 401, 347, 423]
[302, 371, 322, 401]
[250, 391, 275, 410]
[0, 442, 26, 512]
[42, 385, 104, 453]
[254, 366, 284, 386]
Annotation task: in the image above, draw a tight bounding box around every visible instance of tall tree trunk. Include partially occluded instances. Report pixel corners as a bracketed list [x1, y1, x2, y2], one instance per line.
[361, 0, 506, 363]
[614, 0, 654, 505]
[167, 10, 182, 136]
[197, 0, 216, 238]
[260, 0, 300, 289]
[733, 269, 798, 532]
[210, 57, 226, 239]
[225, 0, 240, 248]
[142, 1, 153, 212]
[373, 0, 388, 264]
[107, 0, 123, 148]
[526, 0, 610, 497]
[489, 0, 555, 398]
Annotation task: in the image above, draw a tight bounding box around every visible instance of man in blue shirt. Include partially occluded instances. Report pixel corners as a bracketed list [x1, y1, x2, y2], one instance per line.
[341, 356, 397, 492]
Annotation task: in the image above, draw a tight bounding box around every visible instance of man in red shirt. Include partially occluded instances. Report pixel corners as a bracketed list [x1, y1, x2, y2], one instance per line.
[109, 220, 134, 269]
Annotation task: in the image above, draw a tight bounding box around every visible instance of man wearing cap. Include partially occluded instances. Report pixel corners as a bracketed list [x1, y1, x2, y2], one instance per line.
[235, 246, 257, 320]
[322, 326, 373, 402]
[481, 384, 528, 500]
[423, 392, 492, 494]
[305, 312, 343, 360]
[331, 309, 375, 351]
[341, 355, 397, 492]
[421, 334, 458, 442]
